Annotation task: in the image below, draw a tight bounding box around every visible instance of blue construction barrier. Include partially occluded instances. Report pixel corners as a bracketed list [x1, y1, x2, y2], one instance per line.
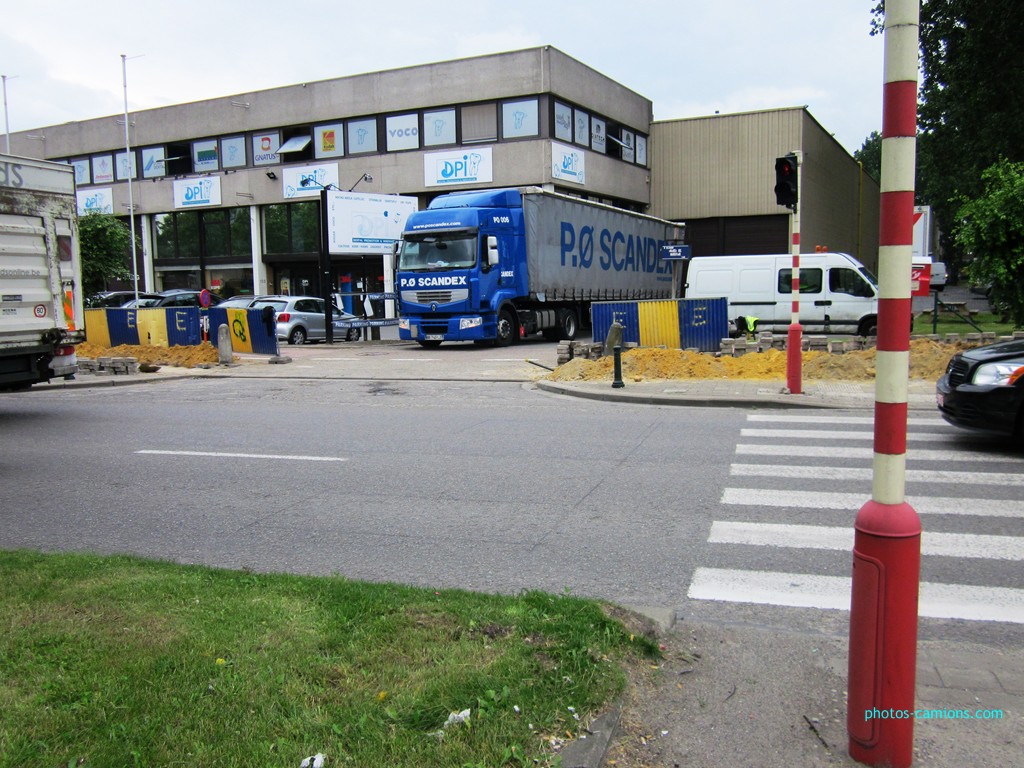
[591, 297, 728, 353]
[85, 307, 278, 355]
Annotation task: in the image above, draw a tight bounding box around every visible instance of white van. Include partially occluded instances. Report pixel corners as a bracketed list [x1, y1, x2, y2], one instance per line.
[683, 252, 879, 336]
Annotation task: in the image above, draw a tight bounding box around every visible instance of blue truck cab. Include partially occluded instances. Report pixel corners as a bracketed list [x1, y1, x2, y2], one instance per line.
[396, 188, 527, 347]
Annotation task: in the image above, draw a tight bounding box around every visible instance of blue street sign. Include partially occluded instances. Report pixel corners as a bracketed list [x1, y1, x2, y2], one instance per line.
[660, 244, 692, 260]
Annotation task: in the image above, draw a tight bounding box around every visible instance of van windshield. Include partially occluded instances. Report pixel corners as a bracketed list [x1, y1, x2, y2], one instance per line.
[398, 234, 477, 271]
[859, 267, 878, 286]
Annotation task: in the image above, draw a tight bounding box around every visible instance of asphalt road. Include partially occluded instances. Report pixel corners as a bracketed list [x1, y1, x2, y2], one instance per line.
[2, 365, 1022, 653]
[0, 376, 738, 614]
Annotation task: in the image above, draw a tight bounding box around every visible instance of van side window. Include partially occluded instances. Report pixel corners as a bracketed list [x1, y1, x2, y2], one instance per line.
[778, 268, 822, 294]
[830, 267, 874, 298]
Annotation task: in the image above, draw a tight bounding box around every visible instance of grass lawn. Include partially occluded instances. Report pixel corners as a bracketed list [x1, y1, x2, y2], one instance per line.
[912, 311, 1021, 338]
[0, 551, 658, 767]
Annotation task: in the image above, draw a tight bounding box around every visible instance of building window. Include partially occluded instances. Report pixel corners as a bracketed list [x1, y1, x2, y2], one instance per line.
[461, 103, 497, 144]
[70, 158, 90, 185]
[574, 109, 590, 146]
[591, 117, 606, 153]
[264, 202, 321, 256]
[221, 136, 247, 168]
[202, 209, 251, 260]
[92, 155, 114, 184]
[115, 150, 137, 181]
[252, 132, 281, 166]
[423, 109, 456, 146]
[347, 118, 378, 154]
[502, 99, 539, 139]
[154, 211, 200, 261]
[140, 148, 166, 178]
[620, 129, 635, 163]
[386, 113, 420, 152]
[314, 123, 345, 158]
[553, 102, 573, 142]
[193, 139, 220, 173]
[165, 142, 191, 176]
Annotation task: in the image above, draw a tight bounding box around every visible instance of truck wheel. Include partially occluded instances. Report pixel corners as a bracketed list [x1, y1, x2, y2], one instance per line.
[558, 309, 578, 340]
[495, 309, 517, 347]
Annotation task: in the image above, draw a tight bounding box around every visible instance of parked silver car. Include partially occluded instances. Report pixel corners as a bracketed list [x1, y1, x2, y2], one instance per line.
[251, 295, 361, 344]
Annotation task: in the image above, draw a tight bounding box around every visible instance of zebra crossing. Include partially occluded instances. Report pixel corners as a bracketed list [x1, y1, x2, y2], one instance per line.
[687, 413, 1024, 624]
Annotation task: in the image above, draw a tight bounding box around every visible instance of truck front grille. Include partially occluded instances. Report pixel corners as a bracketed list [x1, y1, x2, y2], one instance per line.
[416, 290, 453, 303]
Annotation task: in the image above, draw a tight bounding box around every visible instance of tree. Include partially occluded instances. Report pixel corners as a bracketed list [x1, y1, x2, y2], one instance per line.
[954, 159, 1024, 326]
[870, 1, 1024, 272]
[78, 212, 135, 294]
[854, 131, 882, 184]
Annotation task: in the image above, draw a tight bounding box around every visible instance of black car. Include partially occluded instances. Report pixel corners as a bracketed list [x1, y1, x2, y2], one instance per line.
[936, 338, 1024, 447]
[123, 290, 224, 308]
[85, 290, 162, 308]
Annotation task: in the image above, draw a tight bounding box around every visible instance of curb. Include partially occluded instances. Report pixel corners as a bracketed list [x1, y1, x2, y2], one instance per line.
[556, 706, 621, 768]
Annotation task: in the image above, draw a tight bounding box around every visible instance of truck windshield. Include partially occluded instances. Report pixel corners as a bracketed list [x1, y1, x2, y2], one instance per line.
[398, 234, 477, 271]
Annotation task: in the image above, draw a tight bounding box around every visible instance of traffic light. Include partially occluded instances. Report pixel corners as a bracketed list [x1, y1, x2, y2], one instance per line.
[774, 154, 798, 209]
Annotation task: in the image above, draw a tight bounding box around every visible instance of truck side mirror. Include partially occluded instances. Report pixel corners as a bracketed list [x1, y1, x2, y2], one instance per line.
[487, 236, 499, 267]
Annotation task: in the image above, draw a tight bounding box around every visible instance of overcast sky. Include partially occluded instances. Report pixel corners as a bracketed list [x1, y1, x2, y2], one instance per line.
[2, 0, 886, 155]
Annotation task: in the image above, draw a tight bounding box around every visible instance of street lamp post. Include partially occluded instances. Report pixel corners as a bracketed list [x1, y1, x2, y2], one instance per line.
[121, 55, 140, 302]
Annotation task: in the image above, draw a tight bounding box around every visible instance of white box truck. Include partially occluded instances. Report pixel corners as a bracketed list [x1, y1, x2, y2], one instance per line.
[683, 252, 879, 336]
[0, 154, 84, 390]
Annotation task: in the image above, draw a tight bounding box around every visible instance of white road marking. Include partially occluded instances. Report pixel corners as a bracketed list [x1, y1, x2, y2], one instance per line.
[709, 521, 1024, 560]
[746, 414, 945, 426]
[688, 568, 1024, 623]
[136, 450, 346, 463]
[736, 444, 1013, 463]
[720, 487, 1024, 518]
[740, 428, 948, 441]
[731, 463, 1024, 486]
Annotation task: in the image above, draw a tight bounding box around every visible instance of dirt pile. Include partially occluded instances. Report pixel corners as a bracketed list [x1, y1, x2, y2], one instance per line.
[545, 338, 969, 384]
[77, 342, 224, 369]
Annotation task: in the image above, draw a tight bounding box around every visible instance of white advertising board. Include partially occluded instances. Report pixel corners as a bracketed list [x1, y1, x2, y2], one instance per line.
[173, 177, 222, 208]
[282, 164, 340, 199]
[325, 190, 418, 255]
[77, 188, 114, 215]
[551, 142, 586, 185]
[424, 147, 493, 187]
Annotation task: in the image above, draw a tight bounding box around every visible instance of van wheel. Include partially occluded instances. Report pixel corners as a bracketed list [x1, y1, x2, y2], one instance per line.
[857, 317, 878, 338]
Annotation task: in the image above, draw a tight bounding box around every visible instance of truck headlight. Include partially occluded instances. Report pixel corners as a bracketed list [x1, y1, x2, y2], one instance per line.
[973, 361, 1024, 386]
[459, 316, 483, 330]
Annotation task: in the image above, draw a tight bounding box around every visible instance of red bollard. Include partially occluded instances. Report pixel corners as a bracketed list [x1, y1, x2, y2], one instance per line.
[847, 499, 921, 767]
[786, 322, 802, 394]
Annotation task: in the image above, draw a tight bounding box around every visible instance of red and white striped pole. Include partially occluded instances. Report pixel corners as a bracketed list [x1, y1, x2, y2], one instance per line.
[786, 153, 802, 395]
[847, 1, 922, 766]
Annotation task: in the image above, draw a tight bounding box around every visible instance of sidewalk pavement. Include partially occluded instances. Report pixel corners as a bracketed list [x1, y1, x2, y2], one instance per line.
[37, 343, 1022, 767]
